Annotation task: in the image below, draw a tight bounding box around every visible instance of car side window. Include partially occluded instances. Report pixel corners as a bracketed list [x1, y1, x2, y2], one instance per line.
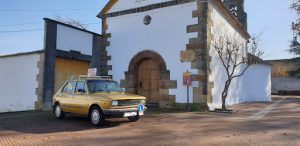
[63, 81, 75, 93]
[75, 81, 86, 93]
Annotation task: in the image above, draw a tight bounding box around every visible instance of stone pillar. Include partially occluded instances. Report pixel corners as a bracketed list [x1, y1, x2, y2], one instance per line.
[185, 0, 210, 110]
[43, 18, 57, 110]
[100, 18, 112, 76]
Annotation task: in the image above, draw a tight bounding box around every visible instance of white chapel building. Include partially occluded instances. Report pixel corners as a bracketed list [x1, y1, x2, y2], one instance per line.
[97, 0, 271, 110]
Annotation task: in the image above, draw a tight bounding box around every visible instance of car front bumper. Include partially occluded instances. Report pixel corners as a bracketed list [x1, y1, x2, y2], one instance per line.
[102, 107, 147, 118]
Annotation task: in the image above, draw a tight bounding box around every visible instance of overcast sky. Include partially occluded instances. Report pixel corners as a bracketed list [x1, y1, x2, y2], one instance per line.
[0, 0, 297, 60]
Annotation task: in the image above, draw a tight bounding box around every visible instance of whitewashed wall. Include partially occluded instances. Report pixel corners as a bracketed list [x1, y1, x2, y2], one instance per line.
[208, 1, 247, 109]
[0, 54, 40, 112]
[106, 2, 198, 103]
[242, 64, 272, 102]
[208, 1, 271, 110]
[272, 77, 300, 94]
[108, 0, 172, 13]
[56, 24, 93, 56]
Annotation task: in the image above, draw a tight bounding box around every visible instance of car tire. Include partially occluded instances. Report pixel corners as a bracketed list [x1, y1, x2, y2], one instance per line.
[90, 107, 105, 127]
[54, 104, 65, 119]
[128, 114, 140, 122]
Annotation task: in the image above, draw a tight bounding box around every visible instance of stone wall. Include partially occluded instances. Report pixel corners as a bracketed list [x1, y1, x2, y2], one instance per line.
[120, 50, 177, 108]
[186, 0, 209, 108]
[268, 58, 300, 95]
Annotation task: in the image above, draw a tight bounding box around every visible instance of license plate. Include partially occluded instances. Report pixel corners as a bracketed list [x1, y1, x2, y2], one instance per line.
[138, 104, 144, 115]
[123, 112, 137, 117]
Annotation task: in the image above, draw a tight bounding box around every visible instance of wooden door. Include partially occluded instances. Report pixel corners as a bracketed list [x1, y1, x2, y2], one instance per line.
[136, 59, 160, 104]
[55, 57, 89, 92]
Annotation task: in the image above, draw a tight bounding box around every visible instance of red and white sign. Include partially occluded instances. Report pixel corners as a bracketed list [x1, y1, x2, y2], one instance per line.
[183, 72, 192, 86]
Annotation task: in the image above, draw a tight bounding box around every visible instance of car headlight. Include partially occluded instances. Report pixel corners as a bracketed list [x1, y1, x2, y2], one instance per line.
[112, 100, 118, 106]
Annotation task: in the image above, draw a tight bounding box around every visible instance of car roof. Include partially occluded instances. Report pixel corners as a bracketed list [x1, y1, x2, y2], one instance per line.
[67, 75, 113, 82]
[67, 79, 114, 82]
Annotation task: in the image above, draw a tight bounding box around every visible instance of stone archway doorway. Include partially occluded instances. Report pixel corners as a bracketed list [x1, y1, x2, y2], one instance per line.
[135, 59, 160, 104]
[121, 50, 177, 108]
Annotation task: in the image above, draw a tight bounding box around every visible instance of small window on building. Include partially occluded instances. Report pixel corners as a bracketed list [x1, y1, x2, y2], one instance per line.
[144, 15, 151, 25]
[63, 81, 76, 93]
[75, 81, 86, 93]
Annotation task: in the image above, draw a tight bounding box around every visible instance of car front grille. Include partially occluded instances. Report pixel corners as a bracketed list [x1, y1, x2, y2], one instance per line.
[118, 100, 141, 106]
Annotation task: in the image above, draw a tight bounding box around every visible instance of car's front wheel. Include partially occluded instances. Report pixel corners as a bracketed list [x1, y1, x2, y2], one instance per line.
[128, 114, 140, 122]
[90, 107, 105, 127]
[54, 104, 65, 119]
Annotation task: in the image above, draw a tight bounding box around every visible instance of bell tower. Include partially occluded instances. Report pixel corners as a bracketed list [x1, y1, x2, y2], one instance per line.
[223, 0, 247, 30]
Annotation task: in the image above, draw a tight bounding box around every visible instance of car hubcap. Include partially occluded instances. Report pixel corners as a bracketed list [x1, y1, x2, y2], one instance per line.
[91, 110, 100, 124]
[55, 106, 61, 117]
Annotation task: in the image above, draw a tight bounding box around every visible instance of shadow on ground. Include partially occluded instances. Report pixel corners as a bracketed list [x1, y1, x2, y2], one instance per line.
[0, 108, 188, 134]
[0, 111, 129, 134]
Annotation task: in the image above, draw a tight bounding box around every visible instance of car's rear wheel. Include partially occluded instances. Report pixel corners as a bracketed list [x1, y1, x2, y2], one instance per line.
[90, 107, 105, 127]
[128, 114, 140, 122]
[54, 104, 65, 119]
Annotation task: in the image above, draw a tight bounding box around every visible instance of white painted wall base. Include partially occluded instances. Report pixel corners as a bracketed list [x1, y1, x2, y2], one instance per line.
[0, 53, 41, 113]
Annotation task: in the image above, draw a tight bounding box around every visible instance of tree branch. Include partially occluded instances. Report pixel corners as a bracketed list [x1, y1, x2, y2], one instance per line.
[214, 45, 231, 77]
[231, 64, 251, 79]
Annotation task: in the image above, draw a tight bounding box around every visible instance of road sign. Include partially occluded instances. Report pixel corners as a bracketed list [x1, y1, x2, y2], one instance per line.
[183, 71, 192, 111]
[183, 72, 192, 86]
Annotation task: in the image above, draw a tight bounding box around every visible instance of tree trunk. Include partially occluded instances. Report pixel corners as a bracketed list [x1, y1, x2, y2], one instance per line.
[221, 80, 231, 111]
[221, 96, 226, 111]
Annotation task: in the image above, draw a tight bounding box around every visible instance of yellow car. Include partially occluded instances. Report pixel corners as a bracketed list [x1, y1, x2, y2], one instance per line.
[52, 76, 147, 127]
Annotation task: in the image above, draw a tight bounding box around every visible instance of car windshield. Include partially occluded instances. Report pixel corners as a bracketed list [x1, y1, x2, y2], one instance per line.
[87, 80, 123, 93]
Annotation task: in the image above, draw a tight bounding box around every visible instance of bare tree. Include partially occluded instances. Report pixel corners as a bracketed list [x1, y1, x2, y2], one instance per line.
[290, 1, 300, 56]
[289, 1, 300, 78]
[213, 35, 263, 111]
[291, 1, 300, 37]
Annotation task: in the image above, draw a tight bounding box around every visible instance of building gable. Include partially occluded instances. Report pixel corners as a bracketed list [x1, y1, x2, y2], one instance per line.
[98, 0, 174, 18]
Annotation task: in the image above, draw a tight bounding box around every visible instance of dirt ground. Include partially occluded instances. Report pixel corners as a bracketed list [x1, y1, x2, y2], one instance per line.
[0, 96, 299, 146]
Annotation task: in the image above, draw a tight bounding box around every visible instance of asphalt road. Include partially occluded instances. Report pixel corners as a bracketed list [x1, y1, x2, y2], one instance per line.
[0, 96, 299, 146]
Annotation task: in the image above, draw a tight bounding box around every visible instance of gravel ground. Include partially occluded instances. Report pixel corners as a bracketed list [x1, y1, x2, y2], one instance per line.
[0, 96, 299, 146]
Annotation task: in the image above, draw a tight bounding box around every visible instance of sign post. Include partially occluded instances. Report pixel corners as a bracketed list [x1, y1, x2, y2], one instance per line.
[183, 70, 192, 111]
